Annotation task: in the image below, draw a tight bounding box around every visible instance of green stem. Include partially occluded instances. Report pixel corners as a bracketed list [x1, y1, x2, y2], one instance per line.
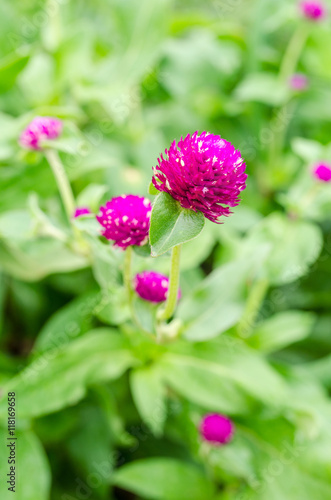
[267, 101, 295, 174]
[158, 245, 181, 321]
[237, 278, 269, 338]
[123, 247, 154, 338]
[124, 246, 133, 302]
[279, 24, 309, 82]
[45, 149, 75, 221]
[268, 24, 309, 176]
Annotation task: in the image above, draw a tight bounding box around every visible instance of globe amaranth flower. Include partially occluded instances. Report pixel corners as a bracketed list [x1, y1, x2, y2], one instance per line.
[200, 413, 234, 445]
[313, 162, 331, 182]
[134, 271, 181, 303]
[73, 207, 91, 218]
[289, 73, 309, 92]
[19, 116, 63, 150]
[152, 131, 247, 223]
[97, 195, 152, 249]
[300, 1, 326, 20]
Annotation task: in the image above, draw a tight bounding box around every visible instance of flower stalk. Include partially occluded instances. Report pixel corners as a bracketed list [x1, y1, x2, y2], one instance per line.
[158, 244, 181, 321]
[237, 278, 269, 338]
[123, 247, 154, 338]
[123, 246, 134, 303]
[279, 24, 309, 82]
[45, 148, 76, 222]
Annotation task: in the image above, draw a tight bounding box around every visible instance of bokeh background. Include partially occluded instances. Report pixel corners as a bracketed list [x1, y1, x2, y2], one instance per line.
[1, 0, 331, 499]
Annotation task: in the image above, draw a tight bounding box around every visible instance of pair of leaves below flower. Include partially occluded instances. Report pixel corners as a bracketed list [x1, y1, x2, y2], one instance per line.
[149, 192, 205, 256]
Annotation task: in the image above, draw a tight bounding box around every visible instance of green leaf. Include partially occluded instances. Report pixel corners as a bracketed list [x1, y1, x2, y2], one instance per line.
[66, 401, 114, 495]
[208, 436, 256, 482]
[132, 296, 156, 333]
[0, 329, 136, 421]
[149, 192, 205, 256]
[0, 209, 33, 242]
[133, 243, 151, 257]
[180, 224, 216, 271]
[18, 53, 55, 106]
[178, 255, 265, 341]
[243, 213, 323, 285]
[160, 353, 253, 414]
[72, 214, 100, 236]
[161, 30, 241, 103]
[95, 287, 130, 325]
[148, 181, 160, 195]
[113, 458, 215, 500]
[183, 302, 243, 342]
[291, 137, 324, 162]
[307, 355, 331, 388]
[166, 336, 288, 408]
[76, 183, 108, 212]
[204, 337, 288, 404]
[0, 52, 30, 92]
[248, 311, 316, 353]
[33, 290, 100, 354]
[0, 272, 5, 338]
[0, 238, 87, 282]
[130, 364, 167, 436]
[234, 72, 289, 106]
[0, 428, 51, 500]
[252, 464, 331, 500]
[90, 238, 121, 289]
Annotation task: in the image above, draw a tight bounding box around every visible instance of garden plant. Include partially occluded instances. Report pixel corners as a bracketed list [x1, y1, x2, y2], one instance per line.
[0, 0, 331, 499]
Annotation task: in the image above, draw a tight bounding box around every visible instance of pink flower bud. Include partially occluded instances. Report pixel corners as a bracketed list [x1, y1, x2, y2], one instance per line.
[312, 162, 331, 182]
[19, 116, 63, 150]
[200, 413, 234, 445]
[300, 1, 326, 20]
[152, 132, 247, 223]
[96, 195, 152, 249]
[73, 207, 91, 218]
[134, 271, 181, 303]
[289, 73, 309, 91]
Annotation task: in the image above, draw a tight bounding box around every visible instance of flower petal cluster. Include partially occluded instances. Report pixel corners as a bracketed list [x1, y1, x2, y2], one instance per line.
[74, 207, 91, 218]
[313, 162, 331, 182]
[134, 271, 181, 303]
[199, 413, 234, 445]
[300, 1, 326, 20]
[152, 131, 247, 223]
[97, 195, 152, 249]
[19, 116, 63, 150]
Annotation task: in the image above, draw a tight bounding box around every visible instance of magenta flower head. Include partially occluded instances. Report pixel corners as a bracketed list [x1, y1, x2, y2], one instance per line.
[289, 73, 309, 92]
[134, 271, 181, 303]
[19, 116, 63, 150]
[200, 413, 234, 445]
[300, 1, 326, 20]
[312, 162, 331, 182]
[152, 131, 247, 223]
[96, 195, 152, 249]
[73, 207, 91, 218]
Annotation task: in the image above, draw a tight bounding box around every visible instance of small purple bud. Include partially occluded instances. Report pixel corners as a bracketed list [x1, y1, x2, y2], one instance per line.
[134, 271, 181, 303]
[73, 207, 91, 218]
[313, 162, 331, 182]
[200, 413, 234, 445]
[289, 73, 309, 92]
[300, 1, 326, 20]
[19, 116, 63, 150]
